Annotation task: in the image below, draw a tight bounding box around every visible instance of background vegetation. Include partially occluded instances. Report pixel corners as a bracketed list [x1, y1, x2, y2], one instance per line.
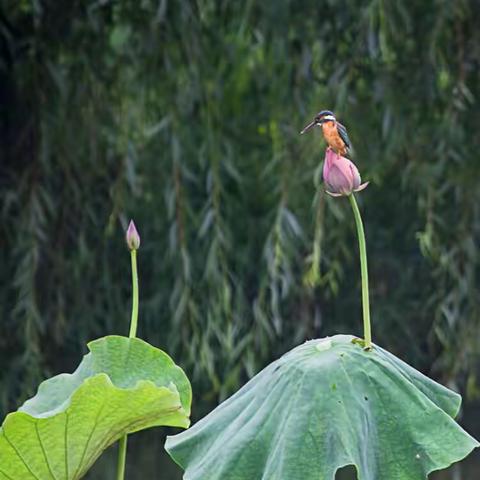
[1, 0, 479, 478]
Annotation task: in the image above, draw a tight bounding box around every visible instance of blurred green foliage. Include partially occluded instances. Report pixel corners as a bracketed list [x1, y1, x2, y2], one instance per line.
[1, 0, 479, 478]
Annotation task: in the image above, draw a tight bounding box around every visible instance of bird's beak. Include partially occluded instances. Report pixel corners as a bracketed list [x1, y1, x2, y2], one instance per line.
[300, 120, 317, 135]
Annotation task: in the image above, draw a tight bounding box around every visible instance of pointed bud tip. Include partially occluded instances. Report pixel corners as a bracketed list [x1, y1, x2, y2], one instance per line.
[126, 220, 140, 250]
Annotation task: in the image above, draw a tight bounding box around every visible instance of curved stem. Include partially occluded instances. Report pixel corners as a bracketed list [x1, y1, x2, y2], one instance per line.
[117, 248, 140, 480]
[348, 194, 372, 349]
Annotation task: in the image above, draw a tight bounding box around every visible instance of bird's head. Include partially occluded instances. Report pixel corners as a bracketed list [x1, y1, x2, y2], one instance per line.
[300, 110, 336, 134]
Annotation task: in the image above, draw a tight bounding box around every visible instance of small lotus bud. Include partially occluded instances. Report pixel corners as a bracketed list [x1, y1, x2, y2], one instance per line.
[323, 148, 368, 197]
[126, 220, 140, 250]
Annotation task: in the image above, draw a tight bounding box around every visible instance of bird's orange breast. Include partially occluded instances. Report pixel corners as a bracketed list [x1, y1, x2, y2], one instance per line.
[322, 121, 348, 156]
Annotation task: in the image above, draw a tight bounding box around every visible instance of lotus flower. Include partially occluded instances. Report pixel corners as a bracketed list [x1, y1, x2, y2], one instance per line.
[323, 147, 368, 197]
[126, 220, 141, 250]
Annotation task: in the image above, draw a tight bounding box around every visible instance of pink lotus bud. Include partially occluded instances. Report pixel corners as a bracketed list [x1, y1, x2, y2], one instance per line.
[323, 148, 368, 197]
[126, 220, 140, 250]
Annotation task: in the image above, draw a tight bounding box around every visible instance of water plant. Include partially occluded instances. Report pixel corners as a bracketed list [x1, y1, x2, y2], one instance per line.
[165, 148, 479, 479]
[0, 221, 191, 479]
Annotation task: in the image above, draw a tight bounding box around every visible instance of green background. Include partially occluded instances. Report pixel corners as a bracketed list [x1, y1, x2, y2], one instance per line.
[1, 1, 479, 478]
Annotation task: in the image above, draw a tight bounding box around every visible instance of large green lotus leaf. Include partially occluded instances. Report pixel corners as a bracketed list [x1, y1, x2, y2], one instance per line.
[166, 334, 478, 480]
[0, 335, 191, 480]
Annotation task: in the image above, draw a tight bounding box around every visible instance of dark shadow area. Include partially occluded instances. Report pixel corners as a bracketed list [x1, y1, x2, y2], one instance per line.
[336, 465, 357, 479]
[86, 428, 183, 480]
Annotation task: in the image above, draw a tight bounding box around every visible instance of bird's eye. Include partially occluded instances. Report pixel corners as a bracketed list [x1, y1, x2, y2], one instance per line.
[315, 117, 321, 123]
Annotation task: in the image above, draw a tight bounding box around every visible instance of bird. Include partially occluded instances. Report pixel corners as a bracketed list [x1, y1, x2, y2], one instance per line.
[300, 110, 351, 156]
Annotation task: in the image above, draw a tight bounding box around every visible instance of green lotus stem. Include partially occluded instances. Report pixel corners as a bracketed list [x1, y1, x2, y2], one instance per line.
[348, 194, 372, 349]
[116, 436, 128, 480]
[128, 249, 139, 338]
[117, 247, 140, 479]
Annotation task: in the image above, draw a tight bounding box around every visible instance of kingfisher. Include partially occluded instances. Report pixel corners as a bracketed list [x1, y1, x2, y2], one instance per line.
[300, 110, 351, 156]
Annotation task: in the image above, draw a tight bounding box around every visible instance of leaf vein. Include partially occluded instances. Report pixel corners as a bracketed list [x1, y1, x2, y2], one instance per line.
[3, 430, 40, 480]
[35, 422, 57, 480]
[64, 412, 69, 480]
[72, 397, 109, 479]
